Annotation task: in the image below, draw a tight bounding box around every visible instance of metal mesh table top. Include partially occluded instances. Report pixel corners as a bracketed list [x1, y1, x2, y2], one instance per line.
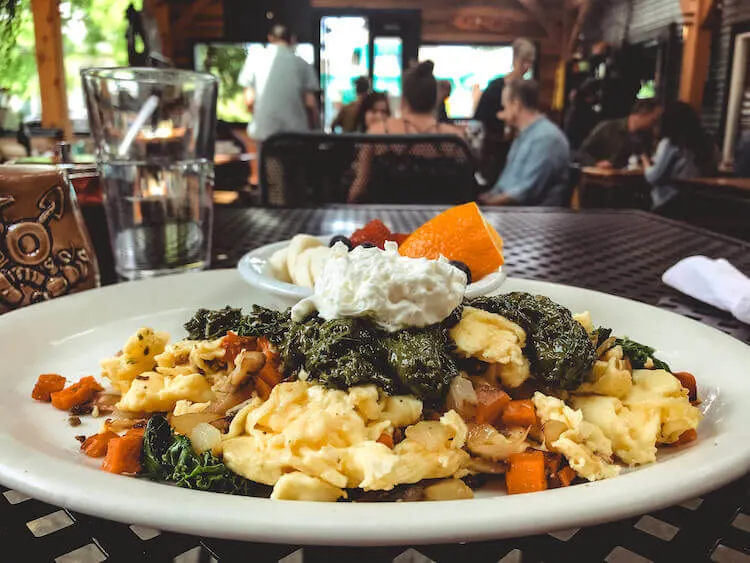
[214, 206, 750, 345]
[4, 206, 749, 563]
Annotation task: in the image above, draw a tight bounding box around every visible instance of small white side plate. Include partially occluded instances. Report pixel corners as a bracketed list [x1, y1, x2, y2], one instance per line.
[237, 235, 507, 307]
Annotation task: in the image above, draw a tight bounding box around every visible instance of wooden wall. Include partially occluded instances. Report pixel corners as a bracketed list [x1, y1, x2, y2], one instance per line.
[582, 0, 630, 46]
[155, 0, 568, 112]
[584, 0, 683, 47]
[627, 0, 682, 44]
[149, 0, 225, 67]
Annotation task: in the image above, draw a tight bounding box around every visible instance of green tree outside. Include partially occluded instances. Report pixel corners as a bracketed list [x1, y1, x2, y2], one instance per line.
[195, 43, 251, 123]
[1, 0, 132, 128]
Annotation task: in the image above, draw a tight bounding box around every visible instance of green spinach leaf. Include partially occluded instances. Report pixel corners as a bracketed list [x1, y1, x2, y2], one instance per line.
[383, 326, 457, 402]
[467, 292, 596, 390]
[141, 415, 269, 496]
[238, 305, 458, 403]
[615, 337, 671, 371]
[184, 306, 243, 340]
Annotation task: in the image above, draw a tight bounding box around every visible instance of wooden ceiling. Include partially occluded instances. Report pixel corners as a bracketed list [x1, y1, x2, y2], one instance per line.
[148, 0, 592, 110]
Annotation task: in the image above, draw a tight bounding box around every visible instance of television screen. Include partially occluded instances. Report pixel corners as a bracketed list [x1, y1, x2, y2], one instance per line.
[418, 44, 521, 119]
[194, 42, 315, 124]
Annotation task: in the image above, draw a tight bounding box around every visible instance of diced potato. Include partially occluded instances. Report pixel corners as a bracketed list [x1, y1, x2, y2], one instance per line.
[424, 479, 474, 501]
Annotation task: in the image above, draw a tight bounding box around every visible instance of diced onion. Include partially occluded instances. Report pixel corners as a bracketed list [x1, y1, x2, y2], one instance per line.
[466, 423, 529, 461]
[170, 412, 222, 438]
[190, 422, 223, 456]
[445, 375, 478, 419]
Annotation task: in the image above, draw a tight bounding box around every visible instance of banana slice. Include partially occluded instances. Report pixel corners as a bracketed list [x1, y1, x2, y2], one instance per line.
[269, 247, 292, 283]
[286, 235, 324, 280]
[306, 246, 332, 286]
[291, 248, 315, 288]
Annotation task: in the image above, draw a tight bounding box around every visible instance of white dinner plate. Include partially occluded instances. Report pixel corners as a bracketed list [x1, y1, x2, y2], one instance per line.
[236, 235, 507, 308]
[0, 270, 748, 546]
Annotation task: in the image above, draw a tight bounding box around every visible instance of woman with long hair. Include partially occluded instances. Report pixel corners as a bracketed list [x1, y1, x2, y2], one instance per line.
[353, 91, 391, 133]
[642, 101, 716, 210]
[347, 61, 466, 203]
[366, 60, 463, 138]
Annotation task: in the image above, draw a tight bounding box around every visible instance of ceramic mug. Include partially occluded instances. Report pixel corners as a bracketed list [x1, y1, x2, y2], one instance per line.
[0, 165, 100, 314]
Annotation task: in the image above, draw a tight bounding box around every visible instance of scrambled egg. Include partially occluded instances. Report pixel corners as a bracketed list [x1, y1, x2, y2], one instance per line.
[116, 372, 215, 412]
[101, 329, 235, 413]
[100, 328, 170, 394]
[532, 392, 620, 481]
[572, 369, 702, 465]
[222, 380, 470, 501]
[627, 369, 702, 443]
[450, 306, 531, 388]
[576, 346, 633, 398]
[271, 472, 344, 501]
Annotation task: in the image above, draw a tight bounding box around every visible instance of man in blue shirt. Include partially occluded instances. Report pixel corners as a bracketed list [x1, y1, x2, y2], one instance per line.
[478, 80, 570, 206]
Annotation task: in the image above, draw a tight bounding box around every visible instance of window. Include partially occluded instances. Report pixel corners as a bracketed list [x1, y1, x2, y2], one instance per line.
[320, 16, 369, 130]
[1, 0, 131, 134]
[418, 45, 515, 119]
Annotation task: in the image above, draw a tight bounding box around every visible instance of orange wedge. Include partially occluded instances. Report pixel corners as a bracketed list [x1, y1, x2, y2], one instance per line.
[398, 202, 504, 281]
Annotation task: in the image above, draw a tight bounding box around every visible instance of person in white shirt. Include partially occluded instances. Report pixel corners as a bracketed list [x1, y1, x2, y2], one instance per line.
[238, 24, 320, 143]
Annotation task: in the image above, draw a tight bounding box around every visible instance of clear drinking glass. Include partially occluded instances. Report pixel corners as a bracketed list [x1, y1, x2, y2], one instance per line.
[82, 68, 218, 280]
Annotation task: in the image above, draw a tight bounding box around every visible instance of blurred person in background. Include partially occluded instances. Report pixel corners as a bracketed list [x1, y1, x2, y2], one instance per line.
[474, 38, 536, 132]
[474, 38, 537, 186]
[332, 76, 371, 133]
[437, 80, 452, 123]
[478, 79, 569, 207]
[564, 78, 601, 151]
[643, 101, 717, 211]
[347, 61, 465, 203]
[599, 45, 645, 121]
[576, 99, 661, 169]
[353, 91, 391, 133]
[364, 61, 463, 138]
[238, 23, 320, 146]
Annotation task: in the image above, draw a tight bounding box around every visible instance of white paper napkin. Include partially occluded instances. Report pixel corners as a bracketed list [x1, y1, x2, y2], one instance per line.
[662, 256, 750, 324]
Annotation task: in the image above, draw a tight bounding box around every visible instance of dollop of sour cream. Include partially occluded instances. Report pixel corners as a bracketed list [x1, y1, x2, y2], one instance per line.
[291, 241, 467, 331]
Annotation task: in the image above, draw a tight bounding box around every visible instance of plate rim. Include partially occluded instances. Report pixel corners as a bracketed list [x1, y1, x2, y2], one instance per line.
[0, 270, 749, 545]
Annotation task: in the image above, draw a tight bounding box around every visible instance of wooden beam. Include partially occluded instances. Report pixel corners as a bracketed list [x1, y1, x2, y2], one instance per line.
[144, 0, 173, 59]
[173, 0, 214, 36]
[567, 0, 591, 58]
[678, 0, 714, 109]
[516, 0, 561, 43]
[561, 0, 571, 60]
[30, 0, 70, 140]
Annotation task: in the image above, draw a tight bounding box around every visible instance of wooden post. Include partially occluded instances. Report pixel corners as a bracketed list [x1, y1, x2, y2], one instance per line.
[143, 0, 173, 60]
[567, 0, 591, 59]
[679, 0, 714, 110]
[31, 0, 71, 140]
